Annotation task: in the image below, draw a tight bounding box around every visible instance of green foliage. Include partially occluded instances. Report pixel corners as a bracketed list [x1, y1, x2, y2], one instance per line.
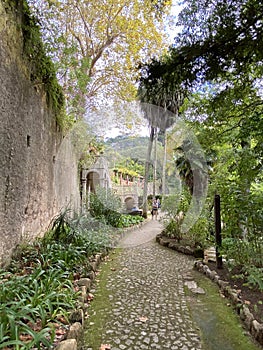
[161, 193, 181, 218]
[0, 267, 72, 348]
[56, 112, 76, 133]
[118, 214, 144, 228]
[244, 266, 263, 292]
[19, 0, 65, 119]
[28, 0, 171, 122]
[175, 0, 263, 79]
[113, 157, 145, 178]
[89, 188, 122, 227]
[162, 191, 188, 234]
[221, 235, 263, 269]
[89, 188, 143, 228]
[0, 210, 114, 347]
[140, 0, 263, 92]
[105, 136, 149, 169]
[162, 189, 210, 247]
[163, 218, 183, 242]
[194, 214, 212, 247]
[162, 189, 191, 219]
[46, 209, 113, 256]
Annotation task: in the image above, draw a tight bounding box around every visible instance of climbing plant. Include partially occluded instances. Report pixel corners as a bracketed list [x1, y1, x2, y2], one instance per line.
[4, 0, 66, 121]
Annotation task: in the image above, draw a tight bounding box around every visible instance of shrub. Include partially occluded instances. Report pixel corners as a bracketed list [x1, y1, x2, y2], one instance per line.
[89, 188, 144, 228]
[162, 188, 211, 248]
[163, 218, 182, 242]
[0, 210, 114, 348]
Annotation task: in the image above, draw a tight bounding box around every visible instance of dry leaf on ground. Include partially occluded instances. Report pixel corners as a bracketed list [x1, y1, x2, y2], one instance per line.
[87, 293, 94, 301]
[19, 334, 33, 341]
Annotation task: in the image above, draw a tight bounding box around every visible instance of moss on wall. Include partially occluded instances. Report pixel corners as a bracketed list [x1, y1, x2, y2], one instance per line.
[0, 0, 81, 266]
[2, 0, 65, 121]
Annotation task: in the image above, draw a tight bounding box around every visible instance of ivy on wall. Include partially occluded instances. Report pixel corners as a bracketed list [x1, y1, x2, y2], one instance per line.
[3, 0, 66, 124]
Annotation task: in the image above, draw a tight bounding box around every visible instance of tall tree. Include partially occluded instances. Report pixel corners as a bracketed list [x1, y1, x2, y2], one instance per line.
[138, 54, 185, 216]
[138, 102, 183, 216]
[174, 0, 263, 79]
[139, 0, 263, 96]
[29, 0, 172, 119]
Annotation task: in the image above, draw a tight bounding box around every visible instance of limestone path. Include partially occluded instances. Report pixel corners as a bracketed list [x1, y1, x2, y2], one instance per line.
[83, 218, 203, 350]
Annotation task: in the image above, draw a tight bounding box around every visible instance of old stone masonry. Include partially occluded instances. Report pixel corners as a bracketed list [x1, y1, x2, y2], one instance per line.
[84, 219, 203, 350]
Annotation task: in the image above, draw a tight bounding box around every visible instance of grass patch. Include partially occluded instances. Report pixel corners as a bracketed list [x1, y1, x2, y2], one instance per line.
[187, 271, 261, 350]
[84, 249, 121, 349]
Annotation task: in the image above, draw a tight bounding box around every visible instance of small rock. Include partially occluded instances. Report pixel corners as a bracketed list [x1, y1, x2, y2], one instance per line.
[90, 261, 97, 271]
[77, 278, 91, 289]
[184, 281, 198, 290]
[251, 320, 263, 344]
[66, 322, 83, 341]
[241, 306, 254, 330]
[192, 287, 206, 295]
[69, 309, 84, 324]
[55, 339, 77, 350]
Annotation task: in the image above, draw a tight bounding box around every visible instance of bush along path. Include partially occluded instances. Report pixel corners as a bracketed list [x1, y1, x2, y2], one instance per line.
[83, 218, 262, 350]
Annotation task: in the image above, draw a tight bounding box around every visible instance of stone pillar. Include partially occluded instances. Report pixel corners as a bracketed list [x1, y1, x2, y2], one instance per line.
[87, 182, 91, 210]
[81, 177, 87, 212]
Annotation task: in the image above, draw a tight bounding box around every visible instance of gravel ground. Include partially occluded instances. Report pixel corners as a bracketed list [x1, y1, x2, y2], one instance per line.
[84, 218, 203, 350]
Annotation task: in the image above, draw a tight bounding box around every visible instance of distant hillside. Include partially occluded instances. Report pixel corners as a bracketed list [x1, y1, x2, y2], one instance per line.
[104, 135, 150, 167]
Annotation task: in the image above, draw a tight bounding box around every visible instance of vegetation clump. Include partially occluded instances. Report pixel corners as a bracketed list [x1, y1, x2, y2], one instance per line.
[89, 188, 144, 228]
[21, 1, 64, 116]
[0, 210, 113, 349]
[0, 192, 144, 347]
[3, 0, 65, 124]
[161, 189, 212, 251]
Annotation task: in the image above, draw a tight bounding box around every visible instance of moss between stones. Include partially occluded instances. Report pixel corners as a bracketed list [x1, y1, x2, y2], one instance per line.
[187, 271, 262, 350]
[83, 249, 121, 349]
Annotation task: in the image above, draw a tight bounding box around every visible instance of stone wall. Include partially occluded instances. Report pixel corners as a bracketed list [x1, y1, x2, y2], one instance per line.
[0, 1, 80, 266]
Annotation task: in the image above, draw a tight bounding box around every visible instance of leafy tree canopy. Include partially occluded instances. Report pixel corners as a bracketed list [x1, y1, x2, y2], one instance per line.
[28, 0, 172, 118]
[175, 0, 263, 79]
[139, 0, 263, 89]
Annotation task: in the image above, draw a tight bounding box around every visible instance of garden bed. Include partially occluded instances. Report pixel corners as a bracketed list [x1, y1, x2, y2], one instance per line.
[206, 261, 263, 324]
[156, 233, 204, 258]
[156, 232, 263, 347]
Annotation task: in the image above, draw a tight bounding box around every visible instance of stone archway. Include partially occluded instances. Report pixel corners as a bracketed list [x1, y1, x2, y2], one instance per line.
[87, 171, 100, 194]
[80, 156, 111, 211]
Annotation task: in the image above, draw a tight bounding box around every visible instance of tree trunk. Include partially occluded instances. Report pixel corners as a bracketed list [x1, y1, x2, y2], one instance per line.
[162, 129, 167, 195]
[152, 128, 158, 199]
[142, 126, 155, 218]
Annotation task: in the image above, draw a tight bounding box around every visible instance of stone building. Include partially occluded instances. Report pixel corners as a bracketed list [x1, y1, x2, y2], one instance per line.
[80, 156, 111, 210]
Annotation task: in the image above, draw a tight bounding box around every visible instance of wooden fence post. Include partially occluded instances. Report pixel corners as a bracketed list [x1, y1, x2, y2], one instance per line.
[214, 194, 223, 269]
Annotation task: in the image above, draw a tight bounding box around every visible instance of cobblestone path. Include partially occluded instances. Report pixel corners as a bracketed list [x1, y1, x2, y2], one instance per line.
[84, 219, 203, 350]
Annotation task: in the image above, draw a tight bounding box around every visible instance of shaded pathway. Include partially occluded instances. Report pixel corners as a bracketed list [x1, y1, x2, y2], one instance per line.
[84, 219, 202, 350]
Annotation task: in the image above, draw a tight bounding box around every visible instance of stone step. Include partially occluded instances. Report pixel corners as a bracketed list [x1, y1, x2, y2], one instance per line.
[204, 246, 216, 263]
